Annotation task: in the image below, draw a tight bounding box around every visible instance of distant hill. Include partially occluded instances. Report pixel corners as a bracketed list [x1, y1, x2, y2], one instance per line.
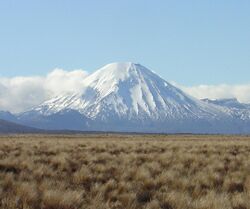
[0, 111, 17, 122]
[0, 119, 41, 134]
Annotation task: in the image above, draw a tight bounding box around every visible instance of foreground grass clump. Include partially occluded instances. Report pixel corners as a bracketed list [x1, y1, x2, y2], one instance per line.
[0, 134, 250, 209]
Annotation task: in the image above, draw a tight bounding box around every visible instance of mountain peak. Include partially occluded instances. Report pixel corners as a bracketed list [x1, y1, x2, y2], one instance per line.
[105, 62, 137, 68]
[97, 62, 146, 75]
[83, 62, 153, 88]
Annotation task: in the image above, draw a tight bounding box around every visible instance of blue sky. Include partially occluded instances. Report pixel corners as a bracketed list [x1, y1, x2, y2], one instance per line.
[0, 0, 249, 85]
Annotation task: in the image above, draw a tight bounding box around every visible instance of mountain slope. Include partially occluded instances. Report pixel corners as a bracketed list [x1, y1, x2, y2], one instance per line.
[202, 98, 250, 109]
[16, 62, 250, 133]
[0, 119, 41, 134]
[0, 111, 17, 122]
[18, 109, 90, 131]
[202, 98, 250, 121]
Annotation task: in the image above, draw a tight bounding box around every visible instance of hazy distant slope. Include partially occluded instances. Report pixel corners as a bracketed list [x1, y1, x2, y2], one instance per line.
[0, 111, 17, 122]
[0, 119, 40, 134]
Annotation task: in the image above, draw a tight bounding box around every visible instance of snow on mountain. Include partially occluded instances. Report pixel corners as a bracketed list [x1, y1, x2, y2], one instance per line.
[15, 62, 250, 133]
[202, 98, 250, 121]
[31, 62, 226, 119]
[202, 98, 250, 109]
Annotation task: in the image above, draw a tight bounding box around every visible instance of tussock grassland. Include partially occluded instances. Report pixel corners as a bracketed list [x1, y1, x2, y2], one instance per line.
[0, 134, 250, 209]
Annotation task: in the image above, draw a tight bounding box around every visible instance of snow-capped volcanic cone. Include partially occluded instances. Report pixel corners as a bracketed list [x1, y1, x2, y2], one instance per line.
[31, 62, 223, 119]
[16, 62, 250, 133]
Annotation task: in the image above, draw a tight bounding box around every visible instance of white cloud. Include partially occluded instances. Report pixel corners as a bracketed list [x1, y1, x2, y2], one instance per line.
[175, 83, 250, 104]
[45, 69, 88, 96]
[0, 69, 88, 113]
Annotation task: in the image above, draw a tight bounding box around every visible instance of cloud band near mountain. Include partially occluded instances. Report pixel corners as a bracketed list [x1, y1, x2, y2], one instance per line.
[0, 69, 249, 113]
[178, 84, 250, 104]
[0, 69, 88, 113]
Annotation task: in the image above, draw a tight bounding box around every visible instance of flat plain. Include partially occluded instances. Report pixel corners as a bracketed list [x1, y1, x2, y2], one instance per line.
[0, 134, 250, 209]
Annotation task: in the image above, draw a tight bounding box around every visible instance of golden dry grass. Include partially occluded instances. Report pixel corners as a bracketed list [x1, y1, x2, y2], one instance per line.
[0, 134, 250, 209]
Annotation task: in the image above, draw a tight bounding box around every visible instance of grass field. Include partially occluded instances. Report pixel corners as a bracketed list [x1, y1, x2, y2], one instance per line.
[0, 134, 250, 209]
